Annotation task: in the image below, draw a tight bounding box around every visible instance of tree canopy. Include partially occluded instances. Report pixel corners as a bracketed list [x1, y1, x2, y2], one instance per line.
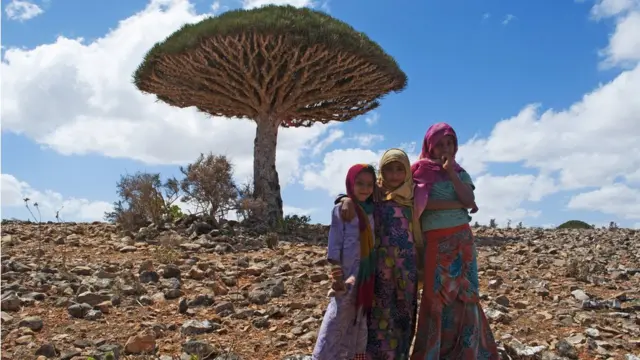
[133, 5, 407, 127]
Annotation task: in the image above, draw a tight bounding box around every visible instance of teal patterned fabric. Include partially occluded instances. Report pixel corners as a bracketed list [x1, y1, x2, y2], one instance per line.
[420, 171, 475, 231]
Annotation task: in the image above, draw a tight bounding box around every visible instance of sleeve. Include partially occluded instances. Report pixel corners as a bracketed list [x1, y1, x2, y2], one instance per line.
[333, 193, 347, 205]
[327, 206, 344, 264]
[459, 171, 475, 190]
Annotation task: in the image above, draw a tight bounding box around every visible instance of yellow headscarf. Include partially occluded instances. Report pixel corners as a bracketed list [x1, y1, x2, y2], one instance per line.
[378, 148, 414, 206]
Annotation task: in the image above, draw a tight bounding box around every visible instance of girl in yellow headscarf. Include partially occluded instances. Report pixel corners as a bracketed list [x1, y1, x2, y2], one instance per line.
[335, 148, 422, 360]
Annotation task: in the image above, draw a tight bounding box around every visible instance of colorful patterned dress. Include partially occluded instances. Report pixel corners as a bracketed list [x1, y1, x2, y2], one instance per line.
[313, 205, 374, 360]
[410, 172, 499, 360]
[366, 200, 418, 360]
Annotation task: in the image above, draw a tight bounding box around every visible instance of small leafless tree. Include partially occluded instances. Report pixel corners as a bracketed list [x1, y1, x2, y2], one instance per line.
[104, 172, 180, 231]
[179, 153, 238, 221]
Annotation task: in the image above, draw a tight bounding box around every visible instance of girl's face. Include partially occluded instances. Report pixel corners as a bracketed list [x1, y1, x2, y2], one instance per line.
[353, 171, 375, 202]
[431, 135, 456, 160]
[382, 161, 406, 189]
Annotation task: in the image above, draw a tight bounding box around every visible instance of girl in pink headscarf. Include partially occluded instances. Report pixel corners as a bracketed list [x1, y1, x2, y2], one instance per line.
[410, 122, 498, 360]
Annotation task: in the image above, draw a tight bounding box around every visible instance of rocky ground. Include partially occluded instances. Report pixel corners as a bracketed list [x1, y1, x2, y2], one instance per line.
[1, 217, 639, 360]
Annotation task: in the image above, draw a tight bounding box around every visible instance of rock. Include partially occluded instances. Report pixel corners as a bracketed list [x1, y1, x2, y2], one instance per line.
[162, 264, 181, 279]
[119, 245, 137, 253]
[181, 319, 219, 335]
[555, 339, 578, 359]
[34, 343, 58, 358]
[505, 339, 546, 358]
[1, 311, 14, 323]
[76, 291, 111, 306]
[95, 343, 122, 359]
[178, 298, 188, 314]
[188, 294, 214, 307]
[59, 350, 81, 360]
[215, 301, 234, 315]
[495, 295, 510, 307]
[84, 309, 103, 321]
[139, 270, 160, 283]
[124, 332, 156, 354]
[188, 266, 205, 280]
[182, 340, 218, 358]
[67, 303, 92, 318]
[253, 317, 270, 328]
[1, 293, 21, 311]
[70, 266, 92, 276]
[571, 289, 590, 301]
[18, 315, 43, 331]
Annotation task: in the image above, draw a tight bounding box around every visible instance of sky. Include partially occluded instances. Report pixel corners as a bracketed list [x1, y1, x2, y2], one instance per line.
[1, 0, 640, 228]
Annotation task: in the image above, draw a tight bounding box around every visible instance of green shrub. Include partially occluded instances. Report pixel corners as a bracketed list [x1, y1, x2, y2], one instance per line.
[557, 220, 593, 229]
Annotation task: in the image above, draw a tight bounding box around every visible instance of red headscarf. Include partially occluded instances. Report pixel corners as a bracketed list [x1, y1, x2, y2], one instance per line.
[345, 164, 376, 316]
[411, 123, 465, 219]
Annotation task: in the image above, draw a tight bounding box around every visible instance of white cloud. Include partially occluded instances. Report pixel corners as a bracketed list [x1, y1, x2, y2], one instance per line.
[470, 174, 554, 225]
[4, 0, 43, 21]
[592, 0, 640, 67]
[348, 133, 384, 147]
[1, 174, 113, 221]
[568, 183, 640, 219]
[458, 62, 640, 190]
[312, 128, 344, 156]
[211, 1, 227, 14]
[283, 205, 316, 216]
[302, 148, 383, 196]
[590, 0, 639, 19]
[502, 14, 516, 25]
[364, 112, 380, 126]
[482, 12, 491, 21]
[1, 0, 332, 187]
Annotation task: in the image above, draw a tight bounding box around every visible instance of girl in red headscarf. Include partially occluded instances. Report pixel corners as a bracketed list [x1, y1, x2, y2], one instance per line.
[410, 122, 498, 360]
[313, 164, 377, 360]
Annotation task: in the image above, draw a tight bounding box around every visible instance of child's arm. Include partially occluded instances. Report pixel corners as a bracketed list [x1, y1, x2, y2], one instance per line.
[449, 172, 475, 207]
[327, 207, 346, 293]
[327, 206, 345, 266]
[335, 196, 357, 222]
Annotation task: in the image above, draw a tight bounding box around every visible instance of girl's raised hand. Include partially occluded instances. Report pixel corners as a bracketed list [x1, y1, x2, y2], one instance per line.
[470, 202, 479, 213]
[442, 154, 457, 175]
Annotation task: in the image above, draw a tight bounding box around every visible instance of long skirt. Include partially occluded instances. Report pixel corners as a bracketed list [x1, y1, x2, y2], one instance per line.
[312, 290, 367, 360]
[366, 243, 418, 360]
[410, 224, 499, 360]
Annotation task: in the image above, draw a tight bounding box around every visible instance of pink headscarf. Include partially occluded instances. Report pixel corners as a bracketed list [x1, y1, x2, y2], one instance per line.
[411, 122, 465, 219]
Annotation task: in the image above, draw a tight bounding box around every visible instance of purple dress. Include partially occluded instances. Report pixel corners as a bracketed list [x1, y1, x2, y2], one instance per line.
[313, 205, 374, 360]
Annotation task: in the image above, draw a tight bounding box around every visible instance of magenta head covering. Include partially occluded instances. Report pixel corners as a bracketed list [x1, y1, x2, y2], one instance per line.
[411, 122, 465, 219]
[419, 122, 459, 160]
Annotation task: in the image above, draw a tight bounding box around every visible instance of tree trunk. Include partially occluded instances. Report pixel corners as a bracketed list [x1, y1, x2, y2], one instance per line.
[253, 117, 283, 227]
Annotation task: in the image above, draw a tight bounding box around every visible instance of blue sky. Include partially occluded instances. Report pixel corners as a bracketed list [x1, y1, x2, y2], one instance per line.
[2, 0, 640, 228]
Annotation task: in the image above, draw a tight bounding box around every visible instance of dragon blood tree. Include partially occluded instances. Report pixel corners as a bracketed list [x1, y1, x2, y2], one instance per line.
[133, 5, 407, 226]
